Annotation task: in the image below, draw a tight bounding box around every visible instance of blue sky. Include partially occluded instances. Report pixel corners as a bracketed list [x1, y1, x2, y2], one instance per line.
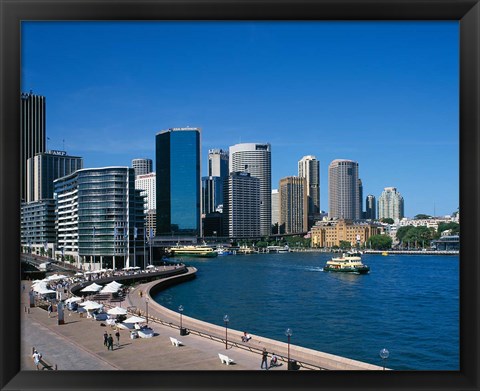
[22, 21, 459, 218]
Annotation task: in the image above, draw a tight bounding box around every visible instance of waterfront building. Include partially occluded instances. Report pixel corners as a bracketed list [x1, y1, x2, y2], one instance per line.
[135, 172, 156, 237]
[156, 127, 201, 237]
[20, 199, 56, 255]
[298, 156, 320, 228]
[271, 189, 280, 233]
[311, 218, 383, 248]
[378, 187, 404, 221]
[54, 167, 145, 270]
[229, 143, 271, 236]
[26, 150, 83, 202]
[208, 149, 229, 178]
[21, 91, 46, 201]
[279, 176, 308, 234]
[202, 176, 224, 215]
[132, 158, 153, 177]
[431, 235, 460, 251]
[365, 194, 376, 220]
[223, 172, 260, 238]
[328, 159, 361, 220]
[358, 178, 363, 218]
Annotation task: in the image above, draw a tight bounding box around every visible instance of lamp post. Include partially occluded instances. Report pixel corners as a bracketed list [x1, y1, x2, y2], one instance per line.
[379, 348, 389, 370]
[285, 328, 293, 370]
[145, 298, 149, 324]
[223, 315, 229, 350]
[179, 305, 187, 335]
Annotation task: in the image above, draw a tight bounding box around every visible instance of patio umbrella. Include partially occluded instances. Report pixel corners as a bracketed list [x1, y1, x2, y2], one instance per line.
[79, 300, 97, 307]
[100, 285, 120, 294]
[146, 265, 155, 269]
[74, 272, 84, 276]
[65, 297, 82, 304]
[124, 315, 146, 324]
[80, 283, 102, 292]
[82, 301, 103, 311]
[107, 306, 128, 315]
[35, 286, 57, 295]
[47, 274, 68, 281]
[106, 281, 122, 288]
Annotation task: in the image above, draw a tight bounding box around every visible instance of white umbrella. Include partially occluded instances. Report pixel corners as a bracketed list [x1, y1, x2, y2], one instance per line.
[106, 281, 122, 288]
[32, 283, 49, 293]
[124, 315, 146, 324]
[100, 285, 120, 294]
[74, 272, 84, 276]
[79, 300, 96, 307]
[47, 274, 68, 281]
[132, 266, 141, 270]
[146, 265, 155, 269]
[35, 286, 57, 295]
[80, 283, 102, 292]
[65, 297, 82, 304]
[82, 302, 103, 311]
[107, 306, 128, 315]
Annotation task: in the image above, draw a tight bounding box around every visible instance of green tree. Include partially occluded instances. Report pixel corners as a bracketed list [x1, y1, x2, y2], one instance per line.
[437, 222, 460, 236]
[339, 240, 351, 250]
[381, 218, 394, 224]
[396, 225, 414, 244]
[367, 234, 393, 250]
[414, 214, 431, 220]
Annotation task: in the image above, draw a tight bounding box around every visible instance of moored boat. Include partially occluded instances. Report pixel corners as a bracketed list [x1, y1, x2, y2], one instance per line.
[323, 253, 370, 274]
[169, 245, 218, 258]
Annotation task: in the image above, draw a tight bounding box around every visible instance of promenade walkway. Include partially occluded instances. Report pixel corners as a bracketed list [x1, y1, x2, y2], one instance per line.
[21, 269, 384, 371]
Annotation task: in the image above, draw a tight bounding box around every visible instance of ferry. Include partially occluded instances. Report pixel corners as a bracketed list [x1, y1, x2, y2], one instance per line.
[323, 253, 370, 274]
[266, 245, 290, 253]
[169, 245, 218, 258]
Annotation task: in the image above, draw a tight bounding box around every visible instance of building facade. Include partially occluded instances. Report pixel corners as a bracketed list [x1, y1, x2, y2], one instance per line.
[279, 176, 308, 234]
[365, 194, 376, 220]
[26, 150, 83, 202]
[54, 167, 145, 270]
[229, 143, 271, 236]
[21, 91, 46, 201]
[202, 176, 224, 215]
[223, 172, 260, 238]
[311, 219, 383, 248]
[156, 127, 201, 237]
[20, 199, 56, 254]
[328, 159, 361, 220]
[271, 189, 280, 231]
[135, 172, 156, 237]
[208, 149, 229, 178]
[378, 187, 404, 221]
[298, 156, 320, 226]
[132, 158, 153, 177]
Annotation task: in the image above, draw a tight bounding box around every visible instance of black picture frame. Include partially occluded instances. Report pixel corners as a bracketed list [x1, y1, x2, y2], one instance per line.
[1, 1, 478, 390]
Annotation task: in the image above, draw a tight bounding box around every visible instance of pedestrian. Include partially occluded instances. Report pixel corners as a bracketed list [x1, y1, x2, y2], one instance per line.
[103, 331, 108, 347]
[32, 350, 42, 370]
[115, 330, 120, 346]
[47, 304, 52, 318]
[107, 334, 114, 350]
[261, 347, 269, 370]
[270, 353, 278, 368]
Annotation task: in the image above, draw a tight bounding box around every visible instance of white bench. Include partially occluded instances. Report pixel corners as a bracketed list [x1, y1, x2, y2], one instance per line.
[169, 337, 183, 347]
[218, 353, 234, 365]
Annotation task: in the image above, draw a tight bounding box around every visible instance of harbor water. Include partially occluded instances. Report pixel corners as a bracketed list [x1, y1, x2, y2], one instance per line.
[151, 252, 459, 370]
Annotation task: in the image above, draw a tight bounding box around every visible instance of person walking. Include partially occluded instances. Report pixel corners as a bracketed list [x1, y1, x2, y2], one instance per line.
[103, 331, 108, 347]
[261, 347, 269, 370]
[32, 349, 42, 370]
[107, 334, 114, 350]
[47, 304, 52, 318]
[115, 330, 120, 347]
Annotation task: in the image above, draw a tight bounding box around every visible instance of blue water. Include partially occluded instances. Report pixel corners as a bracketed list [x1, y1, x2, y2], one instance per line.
[152, 253, 459, 370]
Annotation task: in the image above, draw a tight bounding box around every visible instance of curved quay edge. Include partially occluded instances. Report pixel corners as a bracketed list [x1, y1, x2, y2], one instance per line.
[138, 266, 386, 371]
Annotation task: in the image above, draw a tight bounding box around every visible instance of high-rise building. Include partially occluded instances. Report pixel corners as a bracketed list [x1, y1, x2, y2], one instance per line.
[298, 156, 320, 221]
[279, 176, 308, 234]
[20, 199, 56, 254]
[136, 172, 156, 237]
[132, 158, 153, 177]
[21, 91, 46, 201]
[54, 167, 145, 270]
[202, 176, 224, 215]
[223, 172, 260, 238]
[229, 143, 271, 236]
[358, 178, 363, 219]
[208, 149, 229, 178]
[365, 195, 376, 220]
[271, 189, 280, 231]
[26, 150, 83, 202]
[378, 187, 404, 221]
[156, 127, 201, 237]
[328, 159, 361, 220]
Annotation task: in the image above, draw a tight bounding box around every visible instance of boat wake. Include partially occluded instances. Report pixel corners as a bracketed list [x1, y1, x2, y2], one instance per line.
[305, 267, 324, 272]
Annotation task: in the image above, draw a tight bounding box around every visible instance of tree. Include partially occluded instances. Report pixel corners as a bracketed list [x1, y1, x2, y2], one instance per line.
[396, 225, 414, 244]
[414, 214, 431, 220]
[339, 240, 351, 250]
[381, 218, 394, 224]
[367, 234, 393, 250]
[437, 222, 460, 236]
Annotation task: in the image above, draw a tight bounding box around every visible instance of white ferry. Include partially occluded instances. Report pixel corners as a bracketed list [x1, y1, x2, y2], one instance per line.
[323, 254, 370, 274]
[169, 245, 218, 258]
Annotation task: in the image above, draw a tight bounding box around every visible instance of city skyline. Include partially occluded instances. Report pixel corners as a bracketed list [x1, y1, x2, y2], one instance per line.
[22, 21, 459, 217]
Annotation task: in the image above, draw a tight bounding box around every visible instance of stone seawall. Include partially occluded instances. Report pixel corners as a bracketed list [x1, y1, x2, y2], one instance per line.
[143, 267, 385, 371]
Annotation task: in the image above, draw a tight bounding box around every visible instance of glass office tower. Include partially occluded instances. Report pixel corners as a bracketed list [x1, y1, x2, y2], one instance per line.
[156, 127, 201, 237]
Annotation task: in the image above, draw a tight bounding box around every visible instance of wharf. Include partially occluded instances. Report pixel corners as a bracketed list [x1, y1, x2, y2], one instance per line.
[21, 268, 384, 371]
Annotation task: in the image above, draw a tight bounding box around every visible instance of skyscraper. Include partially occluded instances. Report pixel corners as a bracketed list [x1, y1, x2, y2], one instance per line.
[328, 159, 360, 220]
[279, 176, 308, 234]
[26, 150, 83, 202]
[132, 158, 153, 177]
[378, 187, 404, 221]
[229, 143, 271, 236]
[271, 189, 280, 231]
[298, 155, 320, 228]
[136, 172, 156, 237]
[223, 172, 260, 238]
[208, 149, 229, 178]
[156, 127, 201, 237]
[365, 194, 376, 219]
[21, 91, 46, 201]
